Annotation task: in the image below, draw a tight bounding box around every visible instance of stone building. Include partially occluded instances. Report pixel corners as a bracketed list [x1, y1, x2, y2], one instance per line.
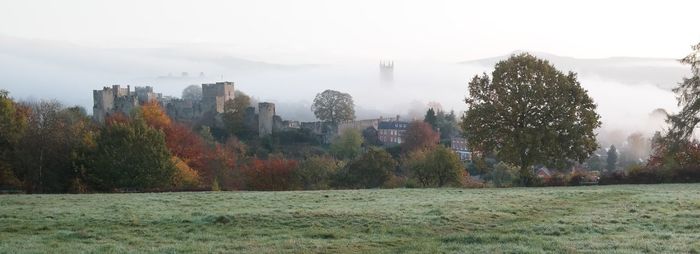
[164, 98, 204, 122]
[201, 82, 234, 114]
[163, 82, 234, 123]
[258, 102, 275, 137]
[93, 82, 232, 124]
[379, 60, 394, 82]
[338, 119, 379, 135]
[134, 86, 161, 104]
[92, 85, 161, 123]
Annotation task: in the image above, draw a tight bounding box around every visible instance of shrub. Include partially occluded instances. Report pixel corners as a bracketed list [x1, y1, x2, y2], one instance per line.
[599, 171, 627, 185]
[330, 129, 363, 160]
[490, 162, 517, 187]
[383, 175, 410, 189]
[541, 172, 567, 187]
[337, 148, 396, 188]
[294, 155, 340, 190]
[172, 157, 201, 190]
[405, 146, 465, 187]
[244, 156, 299, 191]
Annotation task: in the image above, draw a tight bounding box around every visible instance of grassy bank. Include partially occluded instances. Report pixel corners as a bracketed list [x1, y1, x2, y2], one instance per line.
[1, 184, 700, 253]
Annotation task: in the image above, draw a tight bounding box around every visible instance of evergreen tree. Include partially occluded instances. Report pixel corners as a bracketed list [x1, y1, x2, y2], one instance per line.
[606, 145, 618, 172]
[424, 108, 437, 129]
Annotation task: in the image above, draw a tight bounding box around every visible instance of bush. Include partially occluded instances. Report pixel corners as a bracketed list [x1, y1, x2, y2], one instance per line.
[599, 171, 627, 185]
[294, 155, 340, 190]
[383, 175, 410, 189]
[172, 157, 201, 190]
[405, 146, 465, 187]
[541, 172, 568, 187]
[330, 129, 363, 160]
[461, 176, 487, 188]
[243, 156, 299, 191]
[337, 148, 396, 188]
[490, 162, 517, 187]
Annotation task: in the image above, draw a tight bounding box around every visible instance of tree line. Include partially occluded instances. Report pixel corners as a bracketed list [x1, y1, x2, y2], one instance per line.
[0, 93, 468, 192]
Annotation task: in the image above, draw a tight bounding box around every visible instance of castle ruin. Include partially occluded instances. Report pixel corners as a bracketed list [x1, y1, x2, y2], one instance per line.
[92, 85, 161, 123]
[258, 102, 275, 137]
[92, 81, 293, 137]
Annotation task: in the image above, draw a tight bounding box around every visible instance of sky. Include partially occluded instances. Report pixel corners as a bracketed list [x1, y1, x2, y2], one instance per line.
[0, 0, 698, 145]
[1, 0, 699, 63]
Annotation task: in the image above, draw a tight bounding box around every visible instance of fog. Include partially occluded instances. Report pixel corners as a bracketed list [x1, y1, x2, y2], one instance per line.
[0, 35, 687, 149]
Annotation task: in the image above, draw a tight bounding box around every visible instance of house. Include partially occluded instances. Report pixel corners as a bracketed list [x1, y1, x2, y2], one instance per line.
[450, 137, 472, 162]
[536, 167, 553, 178]
[378, 120, 409, 145]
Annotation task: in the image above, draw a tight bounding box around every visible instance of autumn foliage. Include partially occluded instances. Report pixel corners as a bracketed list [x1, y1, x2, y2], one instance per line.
[243, 156, 299, 191]
[139, 102, 209, 185]
[402, 121, 439, 153]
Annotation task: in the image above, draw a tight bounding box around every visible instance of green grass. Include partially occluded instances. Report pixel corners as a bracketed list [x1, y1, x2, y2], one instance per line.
[2, 184, 700, 253]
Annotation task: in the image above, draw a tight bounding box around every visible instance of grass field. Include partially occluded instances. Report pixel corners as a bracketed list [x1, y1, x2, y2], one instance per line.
[1, 184, 700, 253]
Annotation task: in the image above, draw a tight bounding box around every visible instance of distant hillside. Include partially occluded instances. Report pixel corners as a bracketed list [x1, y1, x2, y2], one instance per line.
[459, 51, 689, 90]
[0, 35, 316, 77]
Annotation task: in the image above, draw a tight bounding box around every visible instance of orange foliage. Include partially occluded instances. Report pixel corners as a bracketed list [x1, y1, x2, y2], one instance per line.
[203, 141, 242, 190]
[104, 112, 130, 126]
[402, 121, 439, 153]
[138, 102, 210, 181]
[243, 157, 298, 191]
[140, 101, 171, 130]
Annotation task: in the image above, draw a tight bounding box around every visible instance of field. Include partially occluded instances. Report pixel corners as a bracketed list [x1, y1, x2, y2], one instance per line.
[1, 184, 700, 253]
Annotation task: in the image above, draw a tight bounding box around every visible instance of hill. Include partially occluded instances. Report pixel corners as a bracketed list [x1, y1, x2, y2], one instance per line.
[460, 51, 689, 90]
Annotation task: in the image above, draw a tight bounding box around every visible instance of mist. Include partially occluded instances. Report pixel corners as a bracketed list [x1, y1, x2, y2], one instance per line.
[0, 35, 688, 148]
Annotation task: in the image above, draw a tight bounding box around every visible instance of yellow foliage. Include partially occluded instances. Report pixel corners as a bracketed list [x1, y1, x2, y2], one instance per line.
[140, 102, 171, 129]
[171, 157, 200, 189]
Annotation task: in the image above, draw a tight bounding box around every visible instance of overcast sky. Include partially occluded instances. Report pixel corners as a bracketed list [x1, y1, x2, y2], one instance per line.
[1, 0, 698, 63]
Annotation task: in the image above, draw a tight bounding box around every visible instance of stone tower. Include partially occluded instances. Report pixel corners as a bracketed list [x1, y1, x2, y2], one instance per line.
[379, 60, 394, 82]
[201, 81, 234, 114]
[258, 102, 275, 137]
[92, 85, 138, 123]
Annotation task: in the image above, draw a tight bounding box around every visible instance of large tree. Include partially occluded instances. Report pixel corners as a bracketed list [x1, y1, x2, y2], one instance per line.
[606, 145, 618, 172]
[88, 116, 176, 191]
[402, 121, 439, 154]
[181, 85, 202, 101]
[0, 90, 27, 190]
[424, 108, 437, 129]
[223, 91, 253, 139]
[667, 43, 700, 142]
[13, 101, 94, 193]
[436, 110, 459, 141]
[311, 89, 355, 126]
[462, 53, 601, 185]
